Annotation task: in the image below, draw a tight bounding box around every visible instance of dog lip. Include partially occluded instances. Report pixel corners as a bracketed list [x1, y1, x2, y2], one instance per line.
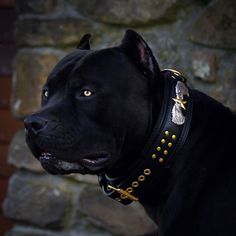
[39, 152, 86, 174]
[79, 154, 110, 171]
[38, 151, 110, 173]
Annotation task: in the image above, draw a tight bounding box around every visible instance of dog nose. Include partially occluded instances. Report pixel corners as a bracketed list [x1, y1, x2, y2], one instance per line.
[24, 116, 48, 135]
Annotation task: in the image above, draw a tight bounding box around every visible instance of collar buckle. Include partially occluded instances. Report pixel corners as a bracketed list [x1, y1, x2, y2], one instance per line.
[107, 185, 139, 201]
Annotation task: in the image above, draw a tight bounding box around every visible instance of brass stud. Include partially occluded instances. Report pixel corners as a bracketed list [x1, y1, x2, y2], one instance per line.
[163, 150, 168, 155]
[161, 139, 166, 144]
[115, 198, 121, 202]
[168, 142, 173, 148]
[138, 175, 145, 182]
[164, 131, 169, 136]
[157, 146, 161, 151]
[120, 194, 127, 199]
[132, 181, 139, 188]
[144, 169, 151, 176]
[172, 134, 177, 140]
[152, 153, 157, 159]
[159, 158, 164, 163]
[127, 187, 133, 193]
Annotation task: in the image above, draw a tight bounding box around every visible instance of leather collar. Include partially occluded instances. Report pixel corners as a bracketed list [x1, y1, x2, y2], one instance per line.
[98, 69, 193, 205]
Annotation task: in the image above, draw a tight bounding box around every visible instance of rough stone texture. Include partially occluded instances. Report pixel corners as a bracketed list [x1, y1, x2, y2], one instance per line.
[8, 129, 44, 172]
[189, 51, 236, 113]
[2, 171, 82, 229]
[188, 0, 236, 49]
[69, 0, 180, 26]
[6, 225, 113, 236]
[16, 19, 99, 47]
[11, 48, 64, 119]
[191, 50, 216, 83]
[213, 52, 236, 112]
[15, 0, 58, 15]
[78, 185, 158, 236]
[69, 173, 98, 185]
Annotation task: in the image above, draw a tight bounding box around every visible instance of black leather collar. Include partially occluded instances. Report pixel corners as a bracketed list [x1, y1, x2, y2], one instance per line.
[98, 69, 193, 205]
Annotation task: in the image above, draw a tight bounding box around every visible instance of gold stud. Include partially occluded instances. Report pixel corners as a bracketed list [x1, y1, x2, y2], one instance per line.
[138, 175, 145, 182]
[120, 194, 127, 199]
[172, 134, 177, 140]
[132, 181, 139, 188]
[164, 131, 169, 136]
[159, 158, 164, 163]
[127, 187, 133, 193]
[152, 153, 157, 159]
[157, 146, 161, 151]
[168, 142, 173, 148]
[163, 150, 168, 155]
[144, 169, 151, 175]
[161, 139, 166, 144]
[115, 198, 121, 202]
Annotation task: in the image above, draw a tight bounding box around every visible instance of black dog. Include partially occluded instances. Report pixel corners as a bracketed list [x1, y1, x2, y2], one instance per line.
[24, 30, 236, 236]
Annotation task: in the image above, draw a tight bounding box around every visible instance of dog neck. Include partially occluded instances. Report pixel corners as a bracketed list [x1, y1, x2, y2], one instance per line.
[98, 69, 193, 212]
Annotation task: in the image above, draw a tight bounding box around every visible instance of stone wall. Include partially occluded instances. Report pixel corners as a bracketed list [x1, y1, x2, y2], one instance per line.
[3, 0, 236, 235]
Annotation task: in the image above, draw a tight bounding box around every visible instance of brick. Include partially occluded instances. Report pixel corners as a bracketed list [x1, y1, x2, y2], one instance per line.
[0, 178, 9, 203]
[0, 76, 11, 109]
[0, 213, 13, 236]
[0, 44, 16, 76]
[0, 0, 15, 7]
[0, 110, 22, 143]
[0, 144, 16, 177]
[0, 9, 16, 43]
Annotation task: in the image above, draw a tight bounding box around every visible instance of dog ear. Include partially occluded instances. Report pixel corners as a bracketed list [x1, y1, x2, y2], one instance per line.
[77, 33, 91, 50]
[120, 29, 160, 78]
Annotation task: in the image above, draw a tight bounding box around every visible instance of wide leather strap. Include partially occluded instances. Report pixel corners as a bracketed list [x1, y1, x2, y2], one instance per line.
[98, 69, 193, 205]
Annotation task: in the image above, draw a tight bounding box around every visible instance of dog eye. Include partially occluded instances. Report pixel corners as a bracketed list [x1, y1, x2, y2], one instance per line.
[82, 90, 93, 97]
[75, 89, 94, 100]
[42, 88, 49, 99]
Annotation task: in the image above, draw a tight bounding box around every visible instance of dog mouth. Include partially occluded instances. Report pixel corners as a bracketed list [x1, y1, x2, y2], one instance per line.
[38, 151, 111, 175]
[79, 155, 110, 170]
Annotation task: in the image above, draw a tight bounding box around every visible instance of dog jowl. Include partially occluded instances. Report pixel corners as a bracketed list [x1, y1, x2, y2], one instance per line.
[24, 30, 236, 236]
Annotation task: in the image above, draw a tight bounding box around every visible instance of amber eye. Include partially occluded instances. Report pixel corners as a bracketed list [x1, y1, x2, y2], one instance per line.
[83, 90, 93, 97]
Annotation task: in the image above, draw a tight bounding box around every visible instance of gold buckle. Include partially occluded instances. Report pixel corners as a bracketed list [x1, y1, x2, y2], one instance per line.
[107, 185, 139, 201]
[161, 68, 187, 82]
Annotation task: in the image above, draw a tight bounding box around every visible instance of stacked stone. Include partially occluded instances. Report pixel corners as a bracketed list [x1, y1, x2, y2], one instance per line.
[3, 0, 236, 236]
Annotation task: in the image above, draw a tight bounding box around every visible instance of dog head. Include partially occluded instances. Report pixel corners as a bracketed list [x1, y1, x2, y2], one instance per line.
[24, 30, 161, 175]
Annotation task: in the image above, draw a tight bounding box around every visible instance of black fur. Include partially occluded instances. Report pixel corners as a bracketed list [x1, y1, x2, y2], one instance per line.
[24, 30, 236, 236]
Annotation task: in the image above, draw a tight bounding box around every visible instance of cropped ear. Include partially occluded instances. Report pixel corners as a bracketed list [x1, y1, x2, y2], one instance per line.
[120, 29, 160, 78]
[77, 33, 91, 50]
